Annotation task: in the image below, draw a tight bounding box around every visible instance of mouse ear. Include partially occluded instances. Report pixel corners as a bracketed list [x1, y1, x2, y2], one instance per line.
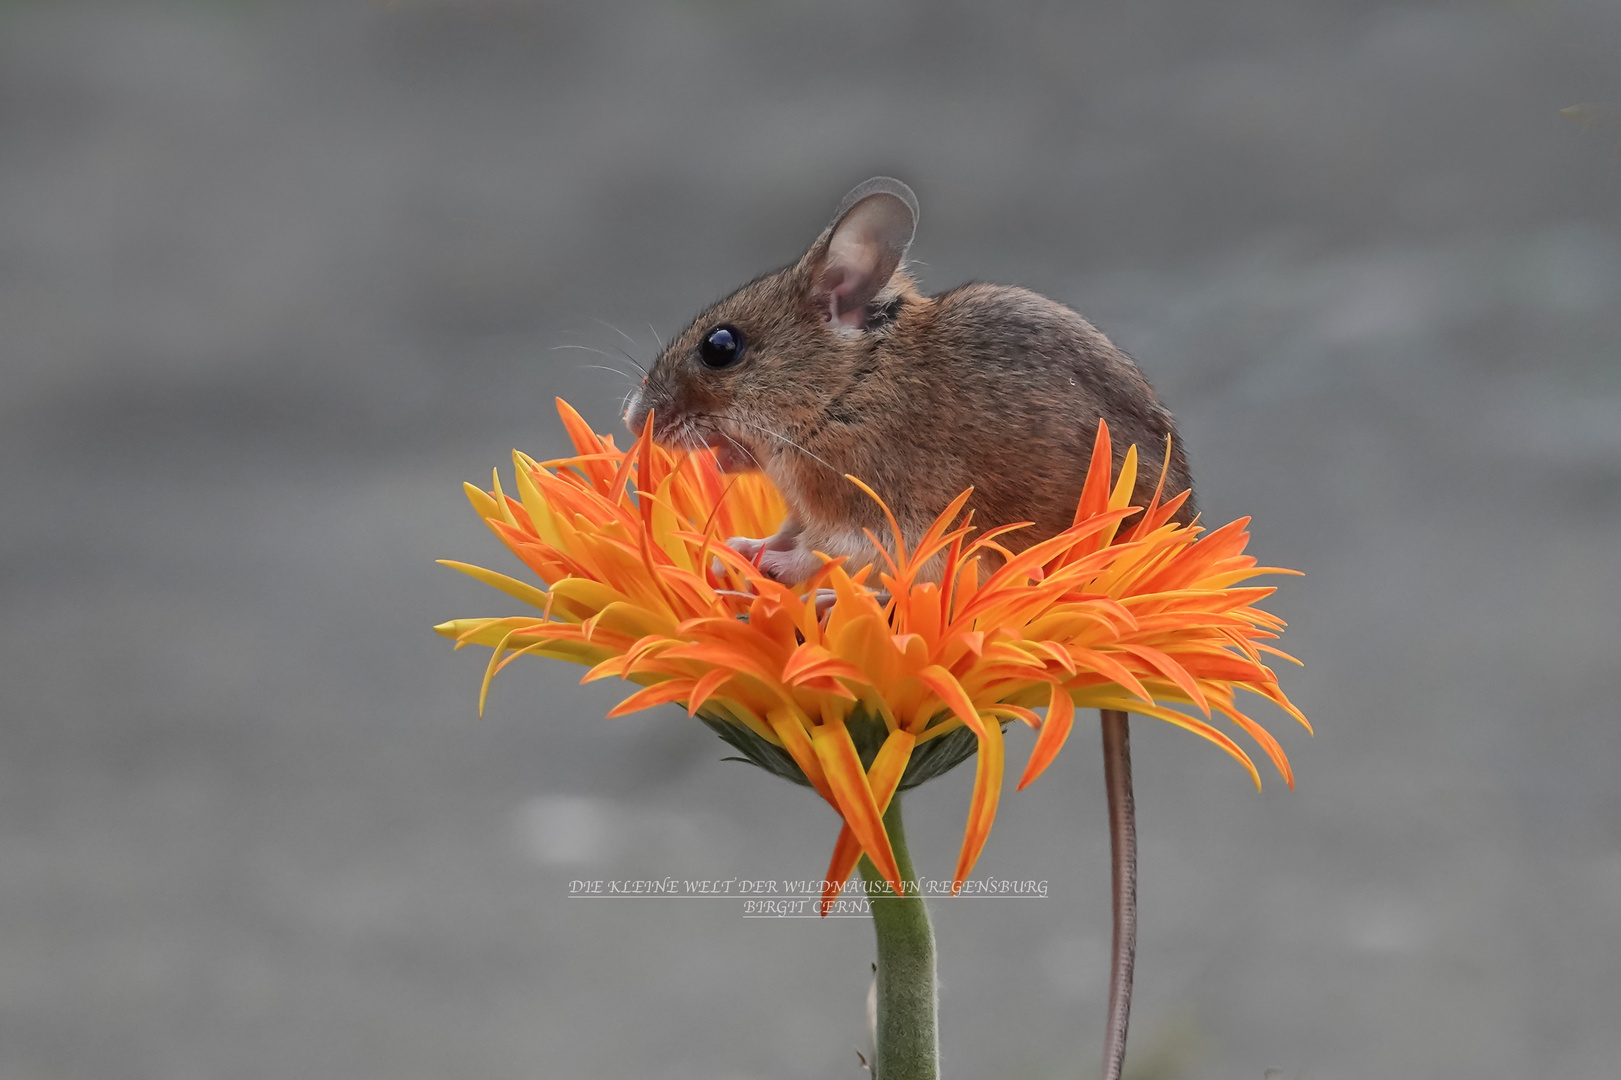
[807, 177, 918, 330]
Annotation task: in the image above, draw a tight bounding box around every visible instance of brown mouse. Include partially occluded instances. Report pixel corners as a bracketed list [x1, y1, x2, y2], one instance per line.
[623, 176, 1194, 586]
[626, 180, 1187, 1080]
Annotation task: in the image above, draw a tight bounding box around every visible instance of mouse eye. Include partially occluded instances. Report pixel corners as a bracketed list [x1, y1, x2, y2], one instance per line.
[698, 325, 745, 369]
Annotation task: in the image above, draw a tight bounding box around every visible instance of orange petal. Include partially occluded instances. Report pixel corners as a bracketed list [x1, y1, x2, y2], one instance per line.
[605, 678, 695, 717]
[781, 645, 865, 687]
[1070, 648, 1154, 703]
[917, 665, 987, 738]
[952, 710, 1005, 891]
[1072, 418, 1114, 526]
[1017, 684, 1075, 790]
[989, 705, 1043, 729]
[768, 709, 834, 803]
[866, 729, 917, 810]
[1117, 643, 1211, 716]
[819, 825, 864, 916]
[1027, 639, 1077, 675]
[844, 474, 909, 568]
[901, 488, 974, 585]
[811, 722, 902, 894]
[1096, 698, 1262, 790]
[685, 666, 734, 716]
[819, 729, 917, 914]
[1124, 433, 1174, 542]
[1218, 702, 1295, 789]
[554, 398, 618, 489]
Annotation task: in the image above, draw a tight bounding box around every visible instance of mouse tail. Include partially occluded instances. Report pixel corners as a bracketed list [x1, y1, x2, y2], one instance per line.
[1100, 708, 1137, 1080]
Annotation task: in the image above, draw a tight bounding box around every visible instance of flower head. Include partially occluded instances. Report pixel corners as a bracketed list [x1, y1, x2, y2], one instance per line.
[437, 400, 1309, 907]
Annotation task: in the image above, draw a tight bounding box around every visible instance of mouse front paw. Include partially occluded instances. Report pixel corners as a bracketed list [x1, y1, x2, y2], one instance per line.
[755, 541, 823, 586]
[720, 531, 821, 586]
[724, 535, 770, 565]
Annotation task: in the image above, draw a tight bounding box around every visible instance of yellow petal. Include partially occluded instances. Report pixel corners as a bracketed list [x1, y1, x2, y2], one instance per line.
[437, 560, 552, 609]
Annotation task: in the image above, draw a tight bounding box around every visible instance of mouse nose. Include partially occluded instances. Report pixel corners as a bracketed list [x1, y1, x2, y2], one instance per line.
[624, 387, 648, 437]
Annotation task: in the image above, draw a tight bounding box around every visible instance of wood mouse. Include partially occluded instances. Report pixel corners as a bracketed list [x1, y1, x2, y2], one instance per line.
[623, 176, 1193, 586]
[625, 178, 1182, 1080]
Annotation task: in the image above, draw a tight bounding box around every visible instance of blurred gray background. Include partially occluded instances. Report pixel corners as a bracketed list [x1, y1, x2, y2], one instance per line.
[2, 1, 1619, 1077]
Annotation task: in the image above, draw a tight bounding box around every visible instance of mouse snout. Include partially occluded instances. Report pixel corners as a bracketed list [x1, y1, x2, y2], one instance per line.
[623, 381, 650, 437]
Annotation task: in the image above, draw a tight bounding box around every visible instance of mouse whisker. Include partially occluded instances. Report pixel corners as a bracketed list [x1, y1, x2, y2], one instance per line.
[682, 416, 745, 464]
[556, 329, 650, 377]
[579, 363, 639, 384]
[610, 344, 649, 377]
[596, 318, 648, 358]
[716, 429, 764, 471]
[671, 418, 708, 455]
[551, 343, 621, 360]
[713, 416, 843, 480]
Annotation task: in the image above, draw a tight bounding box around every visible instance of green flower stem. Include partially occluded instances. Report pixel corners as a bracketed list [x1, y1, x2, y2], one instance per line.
[858, 796, 939, 1080]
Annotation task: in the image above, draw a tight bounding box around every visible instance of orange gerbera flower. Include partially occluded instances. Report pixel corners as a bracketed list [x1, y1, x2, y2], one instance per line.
[436, 399, 1309, 907]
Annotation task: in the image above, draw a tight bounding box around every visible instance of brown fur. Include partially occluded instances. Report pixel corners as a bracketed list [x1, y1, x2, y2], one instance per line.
[626, 180, 1194, 582]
